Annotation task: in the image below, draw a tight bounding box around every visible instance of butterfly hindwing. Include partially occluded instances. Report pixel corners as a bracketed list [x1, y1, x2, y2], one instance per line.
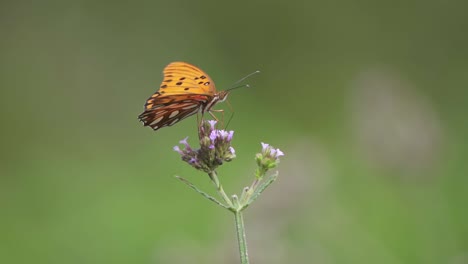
[139, 103, 199, 131]
[139, 96, 210, 130]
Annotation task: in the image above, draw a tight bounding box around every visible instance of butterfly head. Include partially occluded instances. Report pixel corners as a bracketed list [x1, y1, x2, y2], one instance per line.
[217, 90, 230, 102]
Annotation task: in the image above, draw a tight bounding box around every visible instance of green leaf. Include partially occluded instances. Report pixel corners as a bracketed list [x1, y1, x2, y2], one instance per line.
[175, 176, 230, 209]
[244, 171, 278, 209]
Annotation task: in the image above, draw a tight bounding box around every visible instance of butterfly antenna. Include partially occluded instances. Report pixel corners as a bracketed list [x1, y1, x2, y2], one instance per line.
[227, 83, 250, 91]
[227, 70, 261, 91]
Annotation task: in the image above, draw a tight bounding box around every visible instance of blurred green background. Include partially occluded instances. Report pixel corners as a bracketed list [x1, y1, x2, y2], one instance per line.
[1, 1, 467, 263]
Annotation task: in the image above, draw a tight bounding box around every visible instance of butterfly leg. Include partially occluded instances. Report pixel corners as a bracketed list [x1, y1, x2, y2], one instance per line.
[225, 99, 233, 113]
[197, 112, 205, 138]
[197, 111, 201, 126]
[223, 100, 235, 129]
[209, 109, 226, 127]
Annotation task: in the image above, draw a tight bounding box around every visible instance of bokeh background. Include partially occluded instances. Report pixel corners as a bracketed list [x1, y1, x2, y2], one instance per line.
[1, 1, 467, 263]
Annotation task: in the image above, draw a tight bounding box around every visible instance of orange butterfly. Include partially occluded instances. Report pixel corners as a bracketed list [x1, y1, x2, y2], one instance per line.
[139, 62, 253, 131]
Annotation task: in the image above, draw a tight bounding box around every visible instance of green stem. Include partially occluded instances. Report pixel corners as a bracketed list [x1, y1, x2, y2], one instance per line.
[234, 211, 249, 264]
[240, 178, 261, 205]
[209, 171, 233, 208]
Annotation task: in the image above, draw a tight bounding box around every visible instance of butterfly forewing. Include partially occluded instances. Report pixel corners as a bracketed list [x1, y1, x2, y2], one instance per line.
[158, 62, 216, 96]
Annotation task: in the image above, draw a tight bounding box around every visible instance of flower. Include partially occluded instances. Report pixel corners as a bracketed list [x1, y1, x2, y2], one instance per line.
[229, 146, 235, 155]
[173, 145, 183, 154]
[255, 142, 284, 178]
[179, 137, 190, 148]
[208, 120, 217, 130]
[173, 137, 202, 171]
[227, 131, 234, 141]
[174, 120, 236, 173]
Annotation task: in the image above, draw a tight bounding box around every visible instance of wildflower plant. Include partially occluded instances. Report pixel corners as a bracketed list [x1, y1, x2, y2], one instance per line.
[174, 120, 284, 264]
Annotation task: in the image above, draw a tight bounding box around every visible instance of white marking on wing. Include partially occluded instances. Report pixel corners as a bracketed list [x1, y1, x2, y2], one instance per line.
[150, 116, 163, 125]
[169, 118, 180, 126]
[189, 109, 199, 116]
[169, 111, 179, 118]
[182, 104, 198, 110]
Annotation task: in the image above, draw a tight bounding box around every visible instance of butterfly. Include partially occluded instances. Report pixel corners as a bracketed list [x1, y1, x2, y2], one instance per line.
[139, 62, 254, 131]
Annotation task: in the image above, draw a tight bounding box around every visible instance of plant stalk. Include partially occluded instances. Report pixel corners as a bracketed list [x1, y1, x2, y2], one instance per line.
[209, 171, 233, 207]
[234, 211, 249, 264]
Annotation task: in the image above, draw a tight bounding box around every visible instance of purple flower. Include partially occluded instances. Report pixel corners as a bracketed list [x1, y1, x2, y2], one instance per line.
[173, 145, 183, 154]
[275, 148, 284, 158]
[179, 137, 192, 151]
[179, 137, 189, 146]
[255, 142, 284, 178]
[229, 146, 236, 155]
[270, 148, 284, 159]
[260, 142, 283, 160]
[227, 131, 234, 141]
[174, 120, 237, 173]
[218, 130, 229, 139]
[208, 120, 217, 130]
[209, 130, 217, 142]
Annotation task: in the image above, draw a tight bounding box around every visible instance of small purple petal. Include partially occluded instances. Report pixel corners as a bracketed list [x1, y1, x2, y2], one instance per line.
[227, 131, 234, 141]
[209, 131, 217, 142]
[208, 120, 217, 130]
[189, 157, 197, 164]
[229, 146, 236, 154]
[270, 148, 277, 157]
[261, 142, 270, 152]
[209, 144, 215, 149]
[275, 149, 284, 157]
[173, 145, 182, 154]
[218, 130, 228, 139]
[179, 137, 189, 146]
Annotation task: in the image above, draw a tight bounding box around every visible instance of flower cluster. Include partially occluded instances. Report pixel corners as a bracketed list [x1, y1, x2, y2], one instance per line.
[255, 142, 284, 178]
[174, 120, 236, 173]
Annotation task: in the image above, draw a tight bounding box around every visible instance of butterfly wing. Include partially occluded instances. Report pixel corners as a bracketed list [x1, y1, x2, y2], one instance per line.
[139, 95, 211, 130]
[138, 62, 216, 130]
[159, 62, 217, 95]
